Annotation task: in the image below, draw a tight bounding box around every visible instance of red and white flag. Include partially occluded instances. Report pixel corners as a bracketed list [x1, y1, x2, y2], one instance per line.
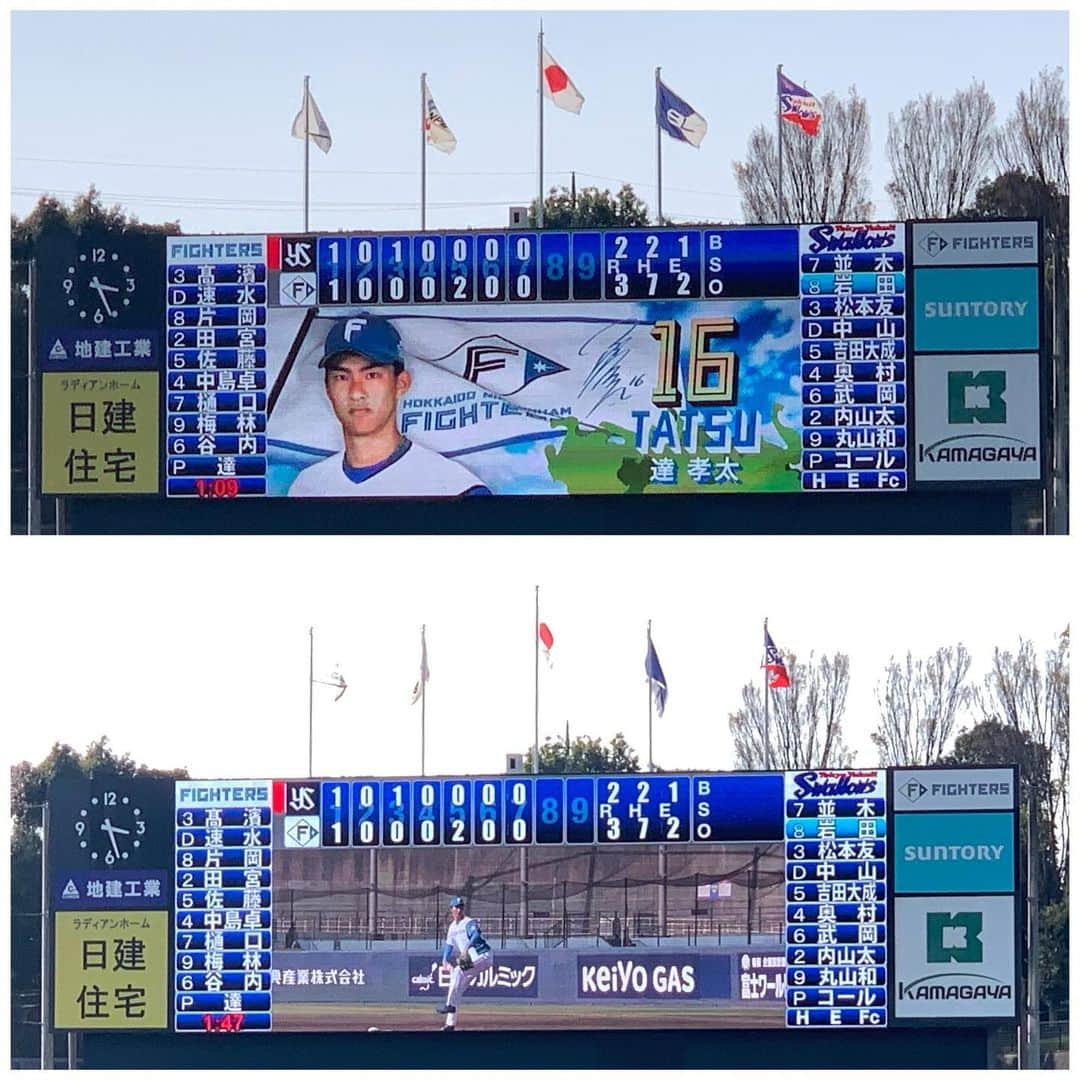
[538, 622, 555, 667]
[541, 47, 584, 114]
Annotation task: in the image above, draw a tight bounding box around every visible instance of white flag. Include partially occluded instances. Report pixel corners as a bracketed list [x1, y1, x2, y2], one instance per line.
[541, 47, 584, 114]
[424, 81, 457, 154]
[291, 82, 332, 154]
[410, 628, 429, 705]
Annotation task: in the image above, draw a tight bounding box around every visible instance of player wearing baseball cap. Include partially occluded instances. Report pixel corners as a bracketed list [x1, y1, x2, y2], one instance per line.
[436, 895, 494, 1031]
[288, 314, 491, 497]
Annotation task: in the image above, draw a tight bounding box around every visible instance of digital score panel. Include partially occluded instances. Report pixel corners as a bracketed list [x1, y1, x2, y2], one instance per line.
[274, 774, 800, 851]
[783, 770, 888, 1029]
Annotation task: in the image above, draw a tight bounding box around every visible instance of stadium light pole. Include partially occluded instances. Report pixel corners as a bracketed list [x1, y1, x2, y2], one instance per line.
[308, 627, 347, 777]
[38, 801, 53, 1069]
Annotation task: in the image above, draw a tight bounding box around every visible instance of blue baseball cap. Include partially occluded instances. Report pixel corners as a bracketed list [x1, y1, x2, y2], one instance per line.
[320, 315, 404, 369]
[448, 896, 464, 909]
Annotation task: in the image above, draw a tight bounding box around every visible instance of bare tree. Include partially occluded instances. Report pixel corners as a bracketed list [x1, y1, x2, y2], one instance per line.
[870, 645, 973, 766]
[733, 87, 873, 223]
[886, 81, 996, 218]
[994, 66, 1069, 194]
[976, 629, 1070, 889]
[729, 652, 853, 769]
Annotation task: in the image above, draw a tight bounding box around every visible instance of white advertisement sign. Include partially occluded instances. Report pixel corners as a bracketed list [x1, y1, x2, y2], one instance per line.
[914, 352, 1041, 482]
[893, 769, 1015, 812]
[894, 895, 1016, 1019]
[913, 221, 1038, 266]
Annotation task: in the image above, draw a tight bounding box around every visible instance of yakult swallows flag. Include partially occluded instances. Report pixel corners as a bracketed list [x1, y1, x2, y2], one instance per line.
[778, 70, 822, 136]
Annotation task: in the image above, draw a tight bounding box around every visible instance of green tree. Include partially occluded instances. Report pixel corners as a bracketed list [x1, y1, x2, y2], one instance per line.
[729, 651, 853, 770]
[523, 733, 641, 773]
[734, 86, 873, 223]
[871, 644, 974, 766]
[528, 183, 650, 229]
[9, 738, 187, 1058]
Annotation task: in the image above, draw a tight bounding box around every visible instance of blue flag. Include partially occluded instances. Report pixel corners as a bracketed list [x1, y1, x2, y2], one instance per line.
[656, 77, 707, 147]
[644, 631, 668, 716]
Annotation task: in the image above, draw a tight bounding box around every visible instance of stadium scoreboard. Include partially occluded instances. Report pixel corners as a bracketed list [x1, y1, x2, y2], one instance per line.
[39, 218, 1044, 501]
[46, 767, 1019, 1039]
[172, 770, 896, 1031]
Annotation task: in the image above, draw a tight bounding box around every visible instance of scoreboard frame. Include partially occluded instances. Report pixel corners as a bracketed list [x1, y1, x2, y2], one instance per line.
[34, 217, 1047, 509]
[45, 765, 1022, 1042]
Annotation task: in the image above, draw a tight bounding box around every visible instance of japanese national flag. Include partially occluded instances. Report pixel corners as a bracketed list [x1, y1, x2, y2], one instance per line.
[542, 47, 584, 114]
[538, 622, 554, 667]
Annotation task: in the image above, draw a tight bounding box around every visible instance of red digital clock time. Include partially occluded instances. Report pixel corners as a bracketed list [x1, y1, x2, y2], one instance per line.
[202, 1013, 245, 1033]
[194, 477, 240, 499]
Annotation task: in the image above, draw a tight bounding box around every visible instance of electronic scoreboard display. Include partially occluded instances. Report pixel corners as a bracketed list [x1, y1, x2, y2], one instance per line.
[163, 767, 1019, 1037]
[158, 223, 908, 499]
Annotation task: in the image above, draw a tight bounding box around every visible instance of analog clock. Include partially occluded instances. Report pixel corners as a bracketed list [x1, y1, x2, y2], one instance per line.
[74, 790, 147, 865]
[61, 245, 138, 325]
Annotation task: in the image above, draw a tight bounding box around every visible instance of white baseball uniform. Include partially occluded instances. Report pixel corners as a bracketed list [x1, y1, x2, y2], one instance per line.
[441, 916, 493, 1026]
[287, 438, 490, 497]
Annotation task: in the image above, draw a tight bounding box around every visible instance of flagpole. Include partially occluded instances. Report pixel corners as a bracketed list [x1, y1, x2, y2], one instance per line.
[537, 19, 545, 229]
[420, 625, 427, 776]
[533, 586, 540, 773]
[308, 626, 314, 777]
[420, 73, 428, 232]
[655, 67, 663, 226]
[647, 621, 654, 771]
[775, 65, 783, 224]
[303, 74, 311, 232]
[763, 618, 771, 769]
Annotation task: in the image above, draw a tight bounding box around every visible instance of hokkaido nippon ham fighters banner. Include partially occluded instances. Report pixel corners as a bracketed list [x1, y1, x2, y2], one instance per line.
[265, 300, 803, 497]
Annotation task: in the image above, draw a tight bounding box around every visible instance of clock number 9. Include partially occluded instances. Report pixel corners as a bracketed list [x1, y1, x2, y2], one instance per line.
[63, 279, 74, 295]
[74, 820, 85, 836]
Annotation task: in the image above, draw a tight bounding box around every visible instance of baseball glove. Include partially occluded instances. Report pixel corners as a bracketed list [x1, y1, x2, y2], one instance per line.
[456, 953, 473, 971]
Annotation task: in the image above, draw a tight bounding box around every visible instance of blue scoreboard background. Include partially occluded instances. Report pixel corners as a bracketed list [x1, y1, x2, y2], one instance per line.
[173, 770, 896, 1033]
[162, 222, 908, 498]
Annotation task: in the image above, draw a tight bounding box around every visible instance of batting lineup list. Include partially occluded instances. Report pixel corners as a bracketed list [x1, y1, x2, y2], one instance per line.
[174, 781, 274, 1033]
[162, 225, 909, 497]
[783, 770, 888, 1027]
[165, 237, 269, 497]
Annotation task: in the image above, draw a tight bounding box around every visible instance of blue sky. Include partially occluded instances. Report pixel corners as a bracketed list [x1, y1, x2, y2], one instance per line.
[10, 7, 1069, 235]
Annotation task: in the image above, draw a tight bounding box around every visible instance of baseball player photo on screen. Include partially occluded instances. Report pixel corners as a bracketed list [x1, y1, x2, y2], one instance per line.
[285, 315, 491, 498]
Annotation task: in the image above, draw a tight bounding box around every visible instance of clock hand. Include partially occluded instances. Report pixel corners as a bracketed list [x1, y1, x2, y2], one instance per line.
[101, 818, 121, 859]
[91, 281, 117, 317]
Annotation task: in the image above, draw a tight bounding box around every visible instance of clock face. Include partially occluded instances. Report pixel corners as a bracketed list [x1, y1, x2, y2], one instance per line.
[62, 246, 139, 325]
[75, 790, 148, 866]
